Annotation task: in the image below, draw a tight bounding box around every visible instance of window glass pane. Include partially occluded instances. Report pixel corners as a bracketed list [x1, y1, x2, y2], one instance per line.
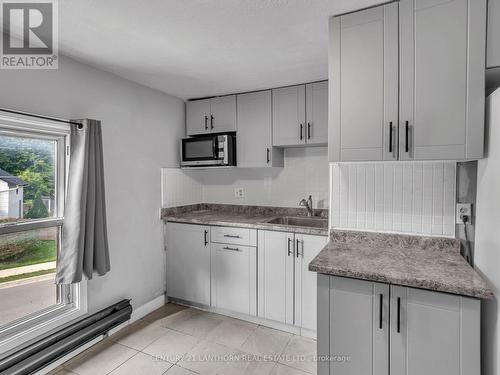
[0, 227, 58, 326]
[0, 134, 57, 224]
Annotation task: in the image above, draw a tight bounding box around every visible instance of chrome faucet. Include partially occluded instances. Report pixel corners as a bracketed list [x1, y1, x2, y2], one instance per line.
[299, 195, 314, 217]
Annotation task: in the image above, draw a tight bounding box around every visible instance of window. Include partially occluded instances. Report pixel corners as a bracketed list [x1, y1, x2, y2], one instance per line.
[0, 113, 86, 355]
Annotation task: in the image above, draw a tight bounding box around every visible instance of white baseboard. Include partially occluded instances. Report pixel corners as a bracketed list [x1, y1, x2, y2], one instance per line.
[130, 294, 166, 323]
[37, 295, 167, 374]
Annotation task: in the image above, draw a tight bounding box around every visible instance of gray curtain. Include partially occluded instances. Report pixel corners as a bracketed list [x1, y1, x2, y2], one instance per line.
[55, 119, 110, 284]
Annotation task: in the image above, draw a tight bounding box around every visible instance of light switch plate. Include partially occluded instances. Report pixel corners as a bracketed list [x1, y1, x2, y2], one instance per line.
[456, 203, 472, 225]
[234, 187, 245, 198]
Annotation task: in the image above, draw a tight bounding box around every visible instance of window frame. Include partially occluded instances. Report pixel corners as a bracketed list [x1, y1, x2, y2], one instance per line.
[0, 113, 87, 356]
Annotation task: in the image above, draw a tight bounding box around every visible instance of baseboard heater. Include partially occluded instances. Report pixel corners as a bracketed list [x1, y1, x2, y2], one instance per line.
[0, 299, 132, 375]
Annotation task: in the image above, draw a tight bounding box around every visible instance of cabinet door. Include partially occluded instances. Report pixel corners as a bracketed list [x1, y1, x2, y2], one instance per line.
[165, 223, 211, 305]
[257, 230, 294, 325]
[329, 276, 389, 375]
[399, 0, 486, 160]
[210, 95, 237, 133]
[390, 286, 480, 375]
[305, 81, 328, 145]
[329, 3, 398, 162]
[488, 0, 500, 68]
[294, 234, 328, 333]
[186, 99, 210, 136]
[210, 243, 256, 316]
[237, 90, 283, 167]
[272, 85, 306, 146]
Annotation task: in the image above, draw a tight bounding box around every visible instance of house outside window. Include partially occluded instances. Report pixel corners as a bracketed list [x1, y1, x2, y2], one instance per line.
[0, 113, 86, 354]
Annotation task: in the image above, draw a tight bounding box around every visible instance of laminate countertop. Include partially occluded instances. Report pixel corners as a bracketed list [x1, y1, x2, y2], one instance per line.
[309, 230, 493, 299]
[161, 203, 329, 236]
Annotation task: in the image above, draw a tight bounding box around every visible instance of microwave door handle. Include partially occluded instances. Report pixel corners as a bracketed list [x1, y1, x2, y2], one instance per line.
[212, 138, 217, 158]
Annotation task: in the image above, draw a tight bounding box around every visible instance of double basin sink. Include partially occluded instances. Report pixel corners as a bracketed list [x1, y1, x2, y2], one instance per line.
[261, 216, 328, 229]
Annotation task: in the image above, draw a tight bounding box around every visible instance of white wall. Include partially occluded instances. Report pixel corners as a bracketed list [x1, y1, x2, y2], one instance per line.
[162, 147, 330, 209]
[475, 88, 500, 375]
[0, 56, 185, 314]
[330, 161, 456, 237]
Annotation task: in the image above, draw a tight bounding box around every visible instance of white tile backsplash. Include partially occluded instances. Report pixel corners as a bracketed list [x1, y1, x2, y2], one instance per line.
[331, 161, 456, 236]
[161, 147, 329, 209]
[161, 168, 203, 207]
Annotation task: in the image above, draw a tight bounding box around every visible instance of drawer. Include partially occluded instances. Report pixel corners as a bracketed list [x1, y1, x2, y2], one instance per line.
[211, 226, 257, 247]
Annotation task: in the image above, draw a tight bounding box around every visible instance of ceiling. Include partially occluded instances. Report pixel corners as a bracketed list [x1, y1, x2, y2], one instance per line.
[57, 0, 384, 99]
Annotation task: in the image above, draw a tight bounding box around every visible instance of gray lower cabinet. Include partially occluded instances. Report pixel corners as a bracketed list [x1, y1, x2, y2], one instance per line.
[318, 275, 480, 375]
[236, 90, 284, 167]
[166, 223, 211, 306]
[210, 242, 257, 316]
[258, 230, 328, 333]
[488, 0, 500, 68]
[329, 0, 487, 162]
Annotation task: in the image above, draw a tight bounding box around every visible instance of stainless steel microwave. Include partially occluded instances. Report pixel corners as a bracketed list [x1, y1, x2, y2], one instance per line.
[180, 134, 236, 167]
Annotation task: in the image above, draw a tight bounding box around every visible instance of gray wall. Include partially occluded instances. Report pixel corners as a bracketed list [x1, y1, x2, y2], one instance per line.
[0, 56, 185, 313]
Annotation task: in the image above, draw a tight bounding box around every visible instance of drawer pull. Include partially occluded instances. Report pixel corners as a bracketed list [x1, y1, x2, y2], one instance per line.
[223, 246, 241, 252]
[223, 234, 241, 239]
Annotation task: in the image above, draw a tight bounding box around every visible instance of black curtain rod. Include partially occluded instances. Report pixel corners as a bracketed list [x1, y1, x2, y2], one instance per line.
[0, 107, 83, 128]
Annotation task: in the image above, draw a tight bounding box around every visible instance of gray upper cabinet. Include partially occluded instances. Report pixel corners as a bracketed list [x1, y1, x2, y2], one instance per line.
[186, 99, 210, 136]
[273, 82, 328, 147]
[329, 3, 398, 162]
[305, 82, 329, 145]
[272, 85, 306, 146]
[488, 0, 500, 68]
[237, 90, 284, 167]
[399, 0, 486, 161]
[210, 95, 237, 133]
[186, 95, 237, 136]
[329, 0, 487, 162]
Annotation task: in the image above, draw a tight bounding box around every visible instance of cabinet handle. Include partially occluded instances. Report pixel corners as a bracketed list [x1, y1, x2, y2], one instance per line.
[210, 115, 214, 130]
[287, 238, 293, 256]
[389, 122, 393, 153]
[299, 124, 303, 141]
[379, 293, 383, 329]
[223, 234, 241, 239]
[204, 116, 208, 131]
[295, 239, 303, 258]
[405, 121, 409, 153]
[397, 297, 401, 333]
[266, 148, 270, 164]
[223, 246, 241, 252]
[307, 122, 311, 140]
[204, 230, 208, 246]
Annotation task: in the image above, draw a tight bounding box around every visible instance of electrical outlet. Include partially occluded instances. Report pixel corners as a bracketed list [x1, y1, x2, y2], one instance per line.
[456, 203, 472, 225]
[234, 187, 245, 198]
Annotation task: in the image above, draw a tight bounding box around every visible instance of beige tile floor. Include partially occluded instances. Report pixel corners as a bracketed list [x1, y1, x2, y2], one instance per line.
[48, 303, 317, 375]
